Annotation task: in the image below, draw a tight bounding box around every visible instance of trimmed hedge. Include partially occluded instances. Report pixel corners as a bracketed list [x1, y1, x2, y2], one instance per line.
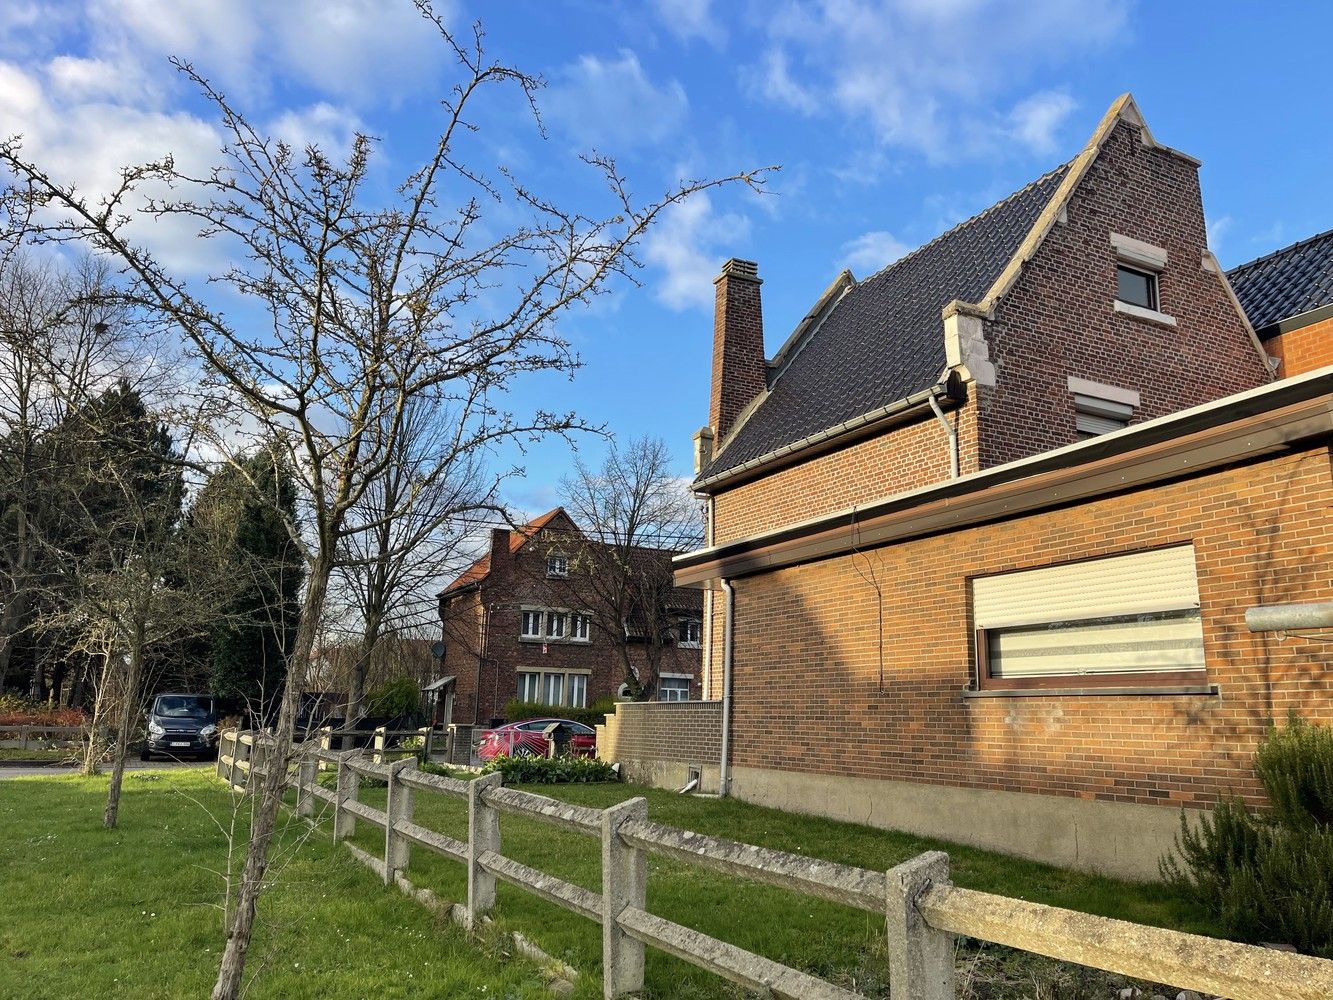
[480, 754, 618, 784]
[501, 697, 616, 729]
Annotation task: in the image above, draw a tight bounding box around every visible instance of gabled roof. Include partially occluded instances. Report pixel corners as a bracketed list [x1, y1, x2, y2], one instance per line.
[1227, 227, 1333, 334]
[697, 166, 1068, 482]
[696, 93, 1214, 488]
[441, 508, 568, 595]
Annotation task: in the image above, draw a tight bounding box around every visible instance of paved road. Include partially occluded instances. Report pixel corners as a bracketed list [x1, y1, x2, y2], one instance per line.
[0, 760, 211, 780]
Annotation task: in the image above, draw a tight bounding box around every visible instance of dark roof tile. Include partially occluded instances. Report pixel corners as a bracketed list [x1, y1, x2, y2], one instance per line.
[1228, 228, 1333, 333]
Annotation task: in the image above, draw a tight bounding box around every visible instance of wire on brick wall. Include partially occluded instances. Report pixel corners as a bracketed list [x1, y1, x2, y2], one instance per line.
[848, 506, 886, 693]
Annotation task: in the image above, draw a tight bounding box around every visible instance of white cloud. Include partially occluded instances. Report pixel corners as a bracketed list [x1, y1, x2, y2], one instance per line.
[643, 191, 750, 311]
[750, 0, 1126, 159]
[545, 50, 688, 149]
[653, 0, 726, 46]
[839, 230, 913, 274]
[1206, 214, 1234, 253]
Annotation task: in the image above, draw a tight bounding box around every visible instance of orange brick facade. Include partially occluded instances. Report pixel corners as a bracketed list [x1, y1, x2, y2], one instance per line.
[721, 444, 1332, 811]
[1268, 315, 1333, 378]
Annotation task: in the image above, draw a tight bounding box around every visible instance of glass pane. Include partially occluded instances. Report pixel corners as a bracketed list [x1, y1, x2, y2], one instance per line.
[568, 674, 587, 708]
[522, 610, 541, 637]
[518, 673, 540, 702]
[543, 673, 563, 706]
[547, 612, 566, 638]
[1116, 266, 1155, 309]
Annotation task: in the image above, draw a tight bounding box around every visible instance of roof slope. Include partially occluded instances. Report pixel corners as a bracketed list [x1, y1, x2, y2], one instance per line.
[699, 164, 1069, 481]
[442, 508, 567, 594]
[1227, 228, 1333, 332]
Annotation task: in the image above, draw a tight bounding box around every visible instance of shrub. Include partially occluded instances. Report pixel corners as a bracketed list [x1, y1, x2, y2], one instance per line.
[501, 697, 616, 729]
[0, 694, 87, 727]
[365, 677, 421, 719]
[480, 753, 618, 784]
[1162, 715, 1333, 957]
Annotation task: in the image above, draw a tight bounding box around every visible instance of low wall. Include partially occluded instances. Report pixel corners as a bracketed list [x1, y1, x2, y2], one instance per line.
[598, 700, 723, 793]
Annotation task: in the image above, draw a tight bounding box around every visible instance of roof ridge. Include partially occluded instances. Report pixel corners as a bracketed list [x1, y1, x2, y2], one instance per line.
[854, 161, 1072, 287]
[1228, 225, 1333, 277]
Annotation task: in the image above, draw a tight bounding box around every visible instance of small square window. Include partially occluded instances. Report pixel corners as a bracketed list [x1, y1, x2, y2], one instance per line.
[678, 618, 702, 648]
[520, 610, 543, 639]
[659, 677, 690, 702]
[1116, 265, 1157, 311]
[546, 555, 568, 578]
[570, 613, 591, 641]
[546, 611, 567, 639]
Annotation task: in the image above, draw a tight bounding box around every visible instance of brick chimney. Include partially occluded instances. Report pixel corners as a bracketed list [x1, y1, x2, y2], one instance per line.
[709, 258, 766, 445]
[488, 527, 510, 567]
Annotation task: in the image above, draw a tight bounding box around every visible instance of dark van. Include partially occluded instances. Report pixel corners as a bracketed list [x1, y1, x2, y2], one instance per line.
[142, 693, 218, 761]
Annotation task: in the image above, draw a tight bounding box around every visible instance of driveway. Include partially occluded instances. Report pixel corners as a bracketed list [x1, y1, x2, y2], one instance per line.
[0, 760, 212, 780]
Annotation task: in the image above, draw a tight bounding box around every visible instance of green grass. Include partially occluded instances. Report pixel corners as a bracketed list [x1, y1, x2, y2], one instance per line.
[0, 747, 72, 762]
[0, 770, 579, 999]
[340, 779, 1213, 999]
[1, 768, 1215, 1000]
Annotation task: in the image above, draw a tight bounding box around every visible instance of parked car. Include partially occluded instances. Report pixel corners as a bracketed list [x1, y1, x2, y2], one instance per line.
[477, 718, 596, 761]
[141, 693, 218, 761]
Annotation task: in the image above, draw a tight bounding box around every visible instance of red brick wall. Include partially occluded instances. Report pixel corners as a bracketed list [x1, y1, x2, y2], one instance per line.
[710, 262, 767, 445]
[976, 120, 1270, 467]
[441, 529, 703, 726]
[724, 444, 1332, 810]
[1268, 316, 1333, 378]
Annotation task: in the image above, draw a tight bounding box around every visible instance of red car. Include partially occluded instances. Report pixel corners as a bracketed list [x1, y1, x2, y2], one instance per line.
[478, 718, 597, 761]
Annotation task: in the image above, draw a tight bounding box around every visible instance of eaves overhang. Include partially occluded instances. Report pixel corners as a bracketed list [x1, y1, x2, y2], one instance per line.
[674, 367, 1333, 589]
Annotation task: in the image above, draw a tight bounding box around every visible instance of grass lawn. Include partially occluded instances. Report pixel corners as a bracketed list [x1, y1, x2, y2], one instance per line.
[0, 769, 582, 999]
[1, 767, 1214, 999]
[0, 747, 72, 762]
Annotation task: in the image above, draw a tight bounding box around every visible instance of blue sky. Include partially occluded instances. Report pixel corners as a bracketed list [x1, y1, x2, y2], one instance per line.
[3, 1, 1330, 518]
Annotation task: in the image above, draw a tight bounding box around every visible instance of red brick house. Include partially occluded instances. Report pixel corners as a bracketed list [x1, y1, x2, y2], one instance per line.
[438, 508, 702, 728]
[1230, 227, 1333, 377]
[659, 94, 1332, 879]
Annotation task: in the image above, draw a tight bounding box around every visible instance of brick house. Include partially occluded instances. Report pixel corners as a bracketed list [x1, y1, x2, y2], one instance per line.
[656, 94, 1333, 879]
[1230, 227, 1333, 377]
[437, 508, 703, 728]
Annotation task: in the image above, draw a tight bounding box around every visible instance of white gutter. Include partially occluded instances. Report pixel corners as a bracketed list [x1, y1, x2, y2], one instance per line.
[718, 578, 735, 798]
[927, 393, 959, 479]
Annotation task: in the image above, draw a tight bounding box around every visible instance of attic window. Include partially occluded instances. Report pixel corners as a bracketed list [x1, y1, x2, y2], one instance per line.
[1116, 265, 1157, 311]
[1068, 376, 1140, 439]
[546, 554, 568, 578]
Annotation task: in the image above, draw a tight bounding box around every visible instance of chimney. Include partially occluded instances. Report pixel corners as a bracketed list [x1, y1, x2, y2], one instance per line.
[692, 426, 715, 474]
[488, 528, 510, 566]
[709, 258, 766, 445]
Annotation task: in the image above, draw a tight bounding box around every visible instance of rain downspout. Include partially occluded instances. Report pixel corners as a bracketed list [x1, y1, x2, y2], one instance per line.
[718, 578, 735, 798]
[927, 393, 959, 479]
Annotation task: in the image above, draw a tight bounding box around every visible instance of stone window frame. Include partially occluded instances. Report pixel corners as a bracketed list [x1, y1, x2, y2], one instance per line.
[518, 605, 593, 644]
[1110, 232, 1177, 327]
[1068, 376, 1140, 439]
[516, 667, 592, 708]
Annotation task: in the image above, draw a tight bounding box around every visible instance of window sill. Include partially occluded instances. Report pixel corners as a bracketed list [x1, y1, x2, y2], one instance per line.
[519, 636, 590, 644]
[1114, 300, 1177, 327]
[678, 642, 701, 650]
[963, 683, 1219, 699]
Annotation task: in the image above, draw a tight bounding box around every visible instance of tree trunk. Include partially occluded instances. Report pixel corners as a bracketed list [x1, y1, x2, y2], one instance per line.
[211, 554, 332, 1000]
[103, 631, 145, 828]
[347, 611, 382, 722]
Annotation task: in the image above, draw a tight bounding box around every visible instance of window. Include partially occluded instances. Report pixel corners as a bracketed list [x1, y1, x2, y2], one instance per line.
[1115, 264, 1157, 310]
[659, 676, 690, 702]
[971, 545, 1207, 691]
[1068, 377, 1139, 440]
[546, 610, 566, 639]
[546, 554, 568, 578]
[516, 669, 590, 708]
[520, 609, 544, 639]
[570, 613, 591, 642]
[678, 618, 702, 648]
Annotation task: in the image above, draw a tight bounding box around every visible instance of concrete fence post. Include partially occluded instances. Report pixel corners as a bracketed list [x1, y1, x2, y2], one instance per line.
[216, 731, 230, 780]
[886, 851, 955, 1000]
[296, 754, 318, 819]
[601, 796, 648, 999]
[235, 734, 252, 790]
[385, 758, 416, 884]
[373, 726, 387, 764]
[333, 750, 360, 843]
[467, 772, 503, 931]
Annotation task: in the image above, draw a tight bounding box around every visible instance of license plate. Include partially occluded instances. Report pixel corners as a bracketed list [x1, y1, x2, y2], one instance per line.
[170, 741, 190, 747]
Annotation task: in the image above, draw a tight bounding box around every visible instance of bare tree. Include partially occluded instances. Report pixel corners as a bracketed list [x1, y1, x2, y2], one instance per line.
[0, 13, 767, 997]
[556, 436, 704, 698]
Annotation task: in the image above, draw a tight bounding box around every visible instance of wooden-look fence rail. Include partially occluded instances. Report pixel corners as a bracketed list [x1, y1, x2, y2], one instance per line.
[216, 730, 1333, 1000]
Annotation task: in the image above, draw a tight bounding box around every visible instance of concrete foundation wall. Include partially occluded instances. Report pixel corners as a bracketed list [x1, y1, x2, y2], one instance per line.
[729, 764, 1200, 881]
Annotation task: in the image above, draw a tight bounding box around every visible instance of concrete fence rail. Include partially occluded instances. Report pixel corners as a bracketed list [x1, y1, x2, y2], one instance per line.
[215, 729, 1333, 1000]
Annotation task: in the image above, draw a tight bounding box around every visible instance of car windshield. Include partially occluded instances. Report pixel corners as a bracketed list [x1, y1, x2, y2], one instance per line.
[154, 696, 212, 719]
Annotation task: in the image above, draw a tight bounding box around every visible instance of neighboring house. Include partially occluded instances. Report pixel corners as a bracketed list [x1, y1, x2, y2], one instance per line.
[667, 93, 1332, 880]
[1229, 227, 1333, 377]
[438, 508, 702, 727]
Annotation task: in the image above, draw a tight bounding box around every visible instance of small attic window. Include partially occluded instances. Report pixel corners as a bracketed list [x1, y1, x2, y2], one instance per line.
[546, 554, 569, 578]
[1068, 376, 1140, 440]
[1116, 265, 1157, 311]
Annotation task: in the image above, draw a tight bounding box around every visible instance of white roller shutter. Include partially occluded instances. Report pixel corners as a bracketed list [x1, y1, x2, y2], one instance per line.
[973, 545, 1201, 629]
[974, 546, 1205, 680]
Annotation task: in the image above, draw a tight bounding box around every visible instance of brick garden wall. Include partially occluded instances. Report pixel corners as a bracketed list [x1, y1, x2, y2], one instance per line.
[599, 700, 723, 764]
[722, 442, 1332, 811]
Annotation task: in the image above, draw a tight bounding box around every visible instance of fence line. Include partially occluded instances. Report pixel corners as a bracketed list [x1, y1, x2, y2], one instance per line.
[217, 729, 1333, 1000]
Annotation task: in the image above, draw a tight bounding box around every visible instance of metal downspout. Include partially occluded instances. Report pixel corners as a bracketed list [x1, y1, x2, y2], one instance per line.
[719, 578, 735, 798]
[927, 392, 960, 479]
